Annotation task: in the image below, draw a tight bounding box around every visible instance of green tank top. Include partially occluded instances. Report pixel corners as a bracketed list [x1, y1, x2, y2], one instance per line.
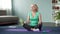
[28, 12, 40, 26]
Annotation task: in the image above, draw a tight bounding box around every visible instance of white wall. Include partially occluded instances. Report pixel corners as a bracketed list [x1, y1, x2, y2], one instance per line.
[12, 0, 54, 22]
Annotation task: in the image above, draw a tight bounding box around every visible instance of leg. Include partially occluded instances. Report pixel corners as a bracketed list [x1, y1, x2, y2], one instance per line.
[38, 23, 42, 31]
[23, 23, 31, 31]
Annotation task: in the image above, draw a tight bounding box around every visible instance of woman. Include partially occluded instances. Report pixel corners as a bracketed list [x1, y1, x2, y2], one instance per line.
[23, 4, 42, 31]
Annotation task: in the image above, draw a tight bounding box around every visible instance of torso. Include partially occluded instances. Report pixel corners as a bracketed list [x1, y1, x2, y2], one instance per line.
[28, 11, 40, 26]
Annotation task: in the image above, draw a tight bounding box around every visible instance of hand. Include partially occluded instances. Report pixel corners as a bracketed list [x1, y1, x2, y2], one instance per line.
[38, 22, 42, 27]
[38, 22, 42, 25]
[24, 21, 29, 24]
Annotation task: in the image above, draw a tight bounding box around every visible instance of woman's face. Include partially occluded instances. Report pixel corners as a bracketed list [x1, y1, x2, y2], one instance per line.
[31, 5, 38, 12]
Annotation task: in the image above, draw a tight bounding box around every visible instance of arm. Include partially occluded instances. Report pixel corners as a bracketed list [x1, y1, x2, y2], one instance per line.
[38, 14, 42, 25]
[24, 16, 30, 24]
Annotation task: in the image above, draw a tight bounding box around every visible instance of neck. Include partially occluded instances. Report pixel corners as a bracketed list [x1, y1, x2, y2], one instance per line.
[32, 10, 37, 13]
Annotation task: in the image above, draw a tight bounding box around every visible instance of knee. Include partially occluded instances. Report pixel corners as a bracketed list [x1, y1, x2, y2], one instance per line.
[23, 23, 28, 27]
[38, 23, 42, 26]
[23, 23, 26, 27]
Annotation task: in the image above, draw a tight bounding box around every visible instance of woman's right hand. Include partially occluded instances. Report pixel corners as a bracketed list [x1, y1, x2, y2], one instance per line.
[24, 21, 29, 24]
[24, 16, 30, 24]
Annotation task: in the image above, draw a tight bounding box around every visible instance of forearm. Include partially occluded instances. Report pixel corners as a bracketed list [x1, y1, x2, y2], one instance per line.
[38, 14, 42, 24]
[26, 20, 30, 23]
[24, 16, 30, 24]
[38, 20, 42, 24]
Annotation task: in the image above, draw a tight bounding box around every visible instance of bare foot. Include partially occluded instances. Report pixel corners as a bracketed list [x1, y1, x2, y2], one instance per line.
[31, 28, 39, 31]
[31, 28, 35, 30]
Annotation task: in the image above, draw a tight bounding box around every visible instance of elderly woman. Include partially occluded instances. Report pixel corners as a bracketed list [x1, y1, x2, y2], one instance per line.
[23, 4, 42, 31]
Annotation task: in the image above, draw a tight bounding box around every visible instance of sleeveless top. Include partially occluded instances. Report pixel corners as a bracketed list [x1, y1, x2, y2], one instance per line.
[28, 11, 40, 26]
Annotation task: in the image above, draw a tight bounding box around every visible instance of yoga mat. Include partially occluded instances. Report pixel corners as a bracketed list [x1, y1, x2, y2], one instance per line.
[5, 29, 51, 32]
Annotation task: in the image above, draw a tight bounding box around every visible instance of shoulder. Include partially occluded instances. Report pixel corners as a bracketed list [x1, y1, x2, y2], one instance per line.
[36, 12, 40, 15]
[28, 12, 31, 16]
[36, 12, 42, 17]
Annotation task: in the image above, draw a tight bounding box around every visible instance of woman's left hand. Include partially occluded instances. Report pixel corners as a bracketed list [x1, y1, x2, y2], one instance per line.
[38, 22, 42, 25]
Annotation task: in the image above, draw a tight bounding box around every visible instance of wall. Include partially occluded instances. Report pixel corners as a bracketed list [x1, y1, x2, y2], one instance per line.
[12, 0, 54, 22]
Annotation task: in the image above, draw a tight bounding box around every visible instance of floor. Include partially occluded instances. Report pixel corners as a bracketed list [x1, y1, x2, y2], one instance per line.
[0, 25, 60, 34]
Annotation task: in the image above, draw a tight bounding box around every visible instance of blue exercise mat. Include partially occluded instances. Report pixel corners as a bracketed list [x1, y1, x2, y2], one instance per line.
[5, 29, 51, 32]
